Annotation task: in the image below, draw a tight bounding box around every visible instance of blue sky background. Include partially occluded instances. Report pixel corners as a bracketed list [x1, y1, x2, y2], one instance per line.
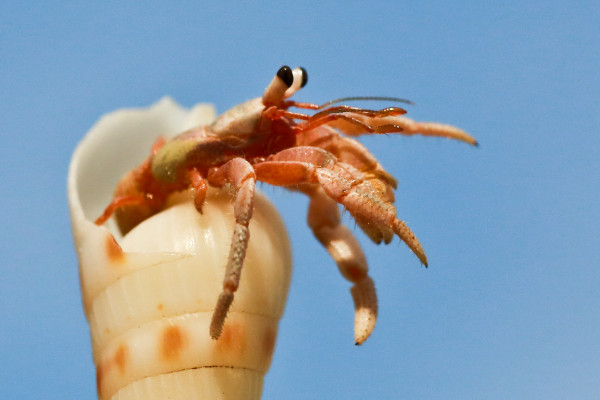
[1, 1, 599, 399]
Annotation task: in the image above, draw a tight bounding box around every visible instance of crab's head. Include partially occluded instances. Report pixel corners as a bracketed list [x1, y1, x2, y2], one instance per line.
[262, 65, 308, 107]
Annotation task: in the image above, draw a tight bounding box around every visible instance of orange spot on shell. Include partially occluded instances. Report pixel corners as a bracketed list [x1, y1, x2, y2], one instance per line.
[157, 303, 164, 311]
[114, 344, 128, 373]
[161, 325, 187, 361]
[217, 321, 246, 355]
[96, 343, 129, 397]
[105, 234, 124, 263]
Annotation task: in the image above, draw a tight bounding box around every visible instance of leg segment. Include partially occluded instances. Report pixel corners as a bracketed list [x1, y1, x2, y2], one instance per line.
[94, 195, 149, 226]
[277, 103, 476, 146]
[298, 127, 398, 196]
[206, 158, 257, 339]
[266, 105, 405, 122]
[324, 113, 478, 146]
[187, 168, 208, 213]
[254, 147, 427, 265]
[297, 184, 378, 345]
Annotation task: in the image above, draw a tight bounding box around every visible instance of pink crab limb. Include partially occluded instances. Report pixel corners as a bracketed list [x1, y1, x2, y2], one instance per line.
[299, 185, 378, 345]
[95, 195, 148, 226]
[254, 147, 427, 266]
[307, 106, 406, 121]
[297, 126, 398, 196]
[272, 101, 475, 146]
[325, 113, 478, 146]
[206, 158, 257, 339]
[187, 168, 208, 213]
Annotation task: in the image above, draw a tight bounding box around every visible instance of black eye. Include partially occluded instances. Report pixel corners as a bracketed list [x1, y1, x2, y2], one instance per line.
[276, 65, 294, 88]
[299, 67, 308, 88]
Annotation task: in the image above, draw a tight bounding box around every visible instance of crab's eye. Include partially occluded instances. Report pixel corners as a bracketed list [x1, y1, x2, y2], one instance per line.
[263, 65, 295, 106]
[282, 66, 308, 99]
[276, 66, 294, 88]
[299, 67, 308, 88]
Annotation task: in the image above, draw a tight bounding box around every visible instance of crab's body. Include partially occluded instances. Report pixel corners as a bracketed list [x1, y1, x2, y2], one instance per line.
[96, 65, 477, 344]
[152, 97, 296, 183]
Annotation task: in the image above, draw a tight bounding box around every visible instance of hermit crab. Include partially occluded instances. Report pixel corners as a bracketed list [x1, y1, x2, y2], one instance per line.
[69, 65, 476, 399]
[94, 65, 476, 344]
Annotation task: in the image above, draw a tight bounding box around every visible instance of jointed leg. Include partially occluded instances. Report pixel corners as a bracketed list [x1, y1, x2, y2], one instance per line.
[94, 195, 148, 226]
[324, 113, 478, 145]
[187, 168, 208, 213]
[297, 184, 378, 345]
[264, 105, 406, 131]
[298, 128, 398, 196]
[309, 105, 406, 121]
[279, 104, 477, 146]
[254, 146, 427, 265]
[206, 158, 257, 339]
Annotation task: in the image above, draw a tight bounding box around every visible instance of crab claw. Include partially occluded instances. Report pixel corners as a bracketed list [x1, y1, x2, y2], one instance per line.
[318, 167, 429, 267]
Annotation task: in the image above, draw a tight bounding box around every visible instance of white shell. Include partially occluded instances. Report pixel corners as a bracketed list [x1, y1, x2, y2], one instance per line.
[68, 98, 292, 400]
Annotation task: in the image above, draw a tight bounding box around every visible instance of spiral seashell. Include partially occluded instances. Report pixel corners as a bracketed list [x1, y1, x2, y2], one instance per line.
[68, 98, 292, 400]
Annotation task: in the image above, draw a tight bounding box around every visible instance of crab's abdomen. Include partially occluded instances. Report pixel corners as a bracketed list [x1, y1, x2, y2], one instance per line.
[151, 130, 232, 183]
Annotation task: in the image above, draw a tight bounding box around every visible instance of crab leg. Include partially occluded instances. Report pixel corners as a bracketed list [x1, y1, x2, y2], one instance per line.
[296, 184, 377, 345]
[94, 195, 148, 226]
[206, 158, 257, 339]
[254, 147, 427, 266]
[325, 114, 478, 146]
[296, 113, 377, 135]
[277, 103, 476, 146]
[188, 167, 208, 213]
[298, 127, 398, 193]
[310, 105, 406, 120]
